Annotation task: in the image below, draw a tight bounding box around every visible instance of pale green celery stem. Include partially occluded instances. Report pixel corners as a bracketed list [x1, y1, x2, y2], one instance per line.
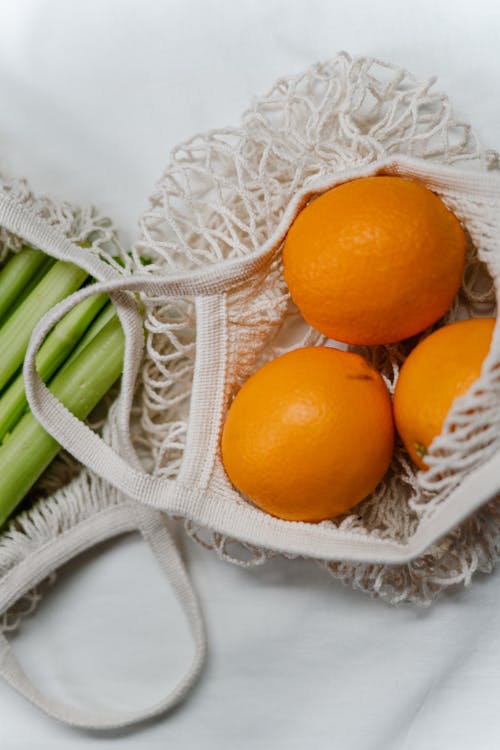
[0, 260, 88, 391]
[0, 248, 52, 323]
[0, 293, 109, 442]
[16, 256, 57, 307]
[0, 314, 125, 524]
[64, 301, 116, 367]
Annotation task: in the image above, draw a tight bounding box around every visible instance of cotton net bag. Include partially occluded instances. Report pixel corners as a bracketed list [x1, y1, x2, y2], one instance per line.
[115, 52, 499, 603]
[0, 52, 500, 730]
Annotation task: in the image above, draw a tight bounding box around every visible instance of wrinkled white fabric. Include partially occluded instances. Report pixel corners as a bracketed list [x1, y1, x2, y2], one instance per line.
[0, 1, 500, 748]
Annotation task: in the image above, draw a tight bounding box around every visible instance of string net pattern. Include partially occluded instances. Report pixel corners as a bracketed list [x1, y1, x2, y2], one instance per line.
[134, 53, 500, 605]
[0, 178, 129, 631]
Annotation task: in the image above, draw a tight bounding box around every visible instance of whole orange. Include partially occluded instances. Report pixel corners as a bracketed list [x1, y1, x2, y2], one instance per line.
[282, 176, 467, 345]
[221, 347, 394, 522]
[394, 317, 496, 470]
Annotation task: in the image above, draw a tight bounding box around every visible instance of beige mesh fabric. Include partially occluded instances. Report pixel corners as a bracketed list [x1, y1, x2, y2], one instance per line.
[128, 53, 500, 604]
[19, 56, 500, 608]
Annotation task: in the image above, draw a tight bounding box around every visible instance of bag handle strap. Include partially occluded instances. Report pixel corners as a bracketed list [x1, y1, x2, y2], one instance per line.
[0, 504, 206, 730]
[21, 271, 500, 567]
[21, 274, 227, 493]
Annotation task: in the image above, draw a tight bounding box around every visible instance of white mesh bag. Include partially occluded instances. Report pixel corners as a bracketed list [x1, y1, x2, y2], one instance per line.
[0, 52, 499, 730]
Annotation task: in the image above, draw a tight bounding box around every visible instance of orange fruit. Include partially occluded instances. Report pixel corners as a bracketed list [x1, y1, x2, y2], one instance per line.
[221, 346, 394, 522]
[394, 317, 496, 470]
[283, 176, 467, 345]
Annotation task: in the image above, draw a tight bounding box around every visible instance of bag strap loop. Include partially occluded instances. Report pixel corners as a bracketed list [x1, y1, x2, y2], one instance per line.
[0, 505, 206, 730]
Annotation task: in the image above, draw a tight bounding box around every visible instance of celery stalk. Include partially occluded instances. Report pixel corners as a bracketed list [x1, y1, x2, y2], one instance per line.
[0, 260, 88, 391]
[0, 248, 48, 323]
[0, 292, 109, 441]
[63, 301, 117, 367]
[13, 255, 57, 309]
[0, 314, 125, 524]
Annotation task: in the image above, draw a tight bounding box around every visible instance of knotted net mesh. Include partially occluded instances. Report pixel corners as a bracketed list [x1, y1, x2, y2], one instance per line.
[133, 53, 500, 605]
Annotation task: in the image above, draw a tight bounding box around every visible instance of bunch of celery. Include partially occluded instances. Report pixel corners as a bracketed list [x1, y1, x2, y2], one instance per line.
[0, 247, 125, 526]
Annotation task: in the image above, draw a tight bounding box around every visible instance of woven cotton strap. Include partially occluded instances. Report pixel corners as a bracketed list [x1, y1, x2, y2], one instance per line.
[10, 155, 500, 564]
[15, 268, 500, 562]
[0, 505, 206, 730]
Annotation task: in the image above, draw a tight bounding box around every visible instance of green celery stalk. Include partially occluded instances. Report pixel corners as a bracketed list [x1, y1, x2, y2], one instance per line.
[13, 255, 57, 310]
[0, 260, 88, 391]
[63, 301, 117, 367]
[0, 314, 125, 524]
[0, 292, 109, 442]
[0, 248, 49, 323]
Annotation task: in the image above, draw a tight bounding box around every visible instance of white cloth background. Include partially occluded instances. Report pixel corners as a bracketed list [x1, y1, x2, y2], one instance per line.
[0, 1, 499, 747]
